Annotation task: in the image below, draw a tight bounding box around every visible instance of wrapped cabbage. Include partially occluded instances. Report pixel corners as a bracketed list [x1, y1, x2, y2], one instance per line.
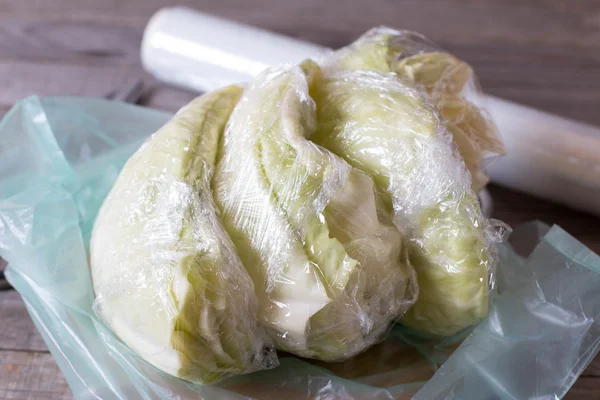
[328, 28, 505, 192]
[90, 86, 277, 384]
[311, 44, 503, 336]
[213, 61, 416, 360]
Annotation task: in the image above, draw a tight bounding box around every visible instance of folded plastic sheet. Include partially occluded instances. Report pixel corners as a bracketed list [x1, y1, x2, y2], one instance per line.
[2, 97, 600, 399]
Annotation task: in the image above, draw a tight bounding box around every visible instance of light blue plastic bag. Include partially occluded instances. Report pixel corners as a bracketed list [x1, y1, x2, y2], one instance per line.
[1, 96, 600, 400]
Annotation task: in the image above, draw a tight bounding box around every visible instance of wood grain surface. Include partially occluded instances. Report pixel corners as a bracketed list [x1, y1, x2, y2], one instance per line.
[1, 0, 599, 399]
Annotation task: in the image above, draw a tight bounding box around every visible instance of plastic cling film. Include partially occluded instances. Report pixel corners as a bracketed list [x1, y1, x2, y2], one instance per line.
[90, 86, 277, 384]
[324, 27, 505, 193]
[310, 58, 508, 337]
[140, 7, 327, 93]
[213, 62, 417, 361]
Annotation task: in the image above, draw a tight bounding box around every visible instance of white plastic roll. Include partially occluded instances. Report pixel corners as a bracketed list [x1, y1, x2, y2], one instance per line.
[486, 97, 600, 216]
[141, 7, 326, 92]
[141, 7, 600, 216]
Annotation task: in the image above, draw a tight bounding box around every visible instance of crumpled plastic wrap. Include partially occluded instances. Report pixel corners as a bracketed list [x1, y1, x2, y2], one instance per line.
[2, 97, 600, 399]
[324, 27, 505, 193]
[213, 61, 417, 360]
[310, 35, 507, 336]
[90, 86, 277, 384]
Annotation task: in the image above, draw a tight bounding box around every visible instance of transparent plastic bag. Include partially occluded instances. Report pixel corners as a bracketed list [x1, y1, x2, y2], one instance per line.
[415, 221, 600, 399]
[2, 97, 600, 399]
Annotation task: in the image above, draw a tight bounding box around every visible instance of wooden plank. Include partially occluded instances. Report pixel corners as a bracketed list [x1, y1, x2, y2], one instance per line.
[566, 376, 600, 399]
[0, 350, 72, 400]
[2, 0, 600, 49]
[0, 291, 47, 352]
[489, 185, 600, 254]
[0, 19, 141, 66]
[140, 83, 199, 114]
[0, 18, 175, 112]
[0, 19, 198, 114]
[0, 18, 146, 112]
[0, 60, 146, 107]
[446, 42, 600, 126]
[583, 362, 600, 379]
[0, 105, 9, 120]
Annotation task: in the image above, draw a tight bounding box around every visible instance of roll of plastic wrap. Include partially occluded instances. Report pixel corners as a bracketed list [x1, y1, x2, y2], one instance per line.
[141, 7, 326, 92]
[141, 7, 600, 217]
[486, 97, 600, 216]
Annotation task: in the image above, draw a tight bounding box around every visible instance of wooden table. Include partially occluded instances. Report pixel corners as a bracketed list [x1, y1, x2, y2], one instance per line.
[1, 0, 599, 398]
